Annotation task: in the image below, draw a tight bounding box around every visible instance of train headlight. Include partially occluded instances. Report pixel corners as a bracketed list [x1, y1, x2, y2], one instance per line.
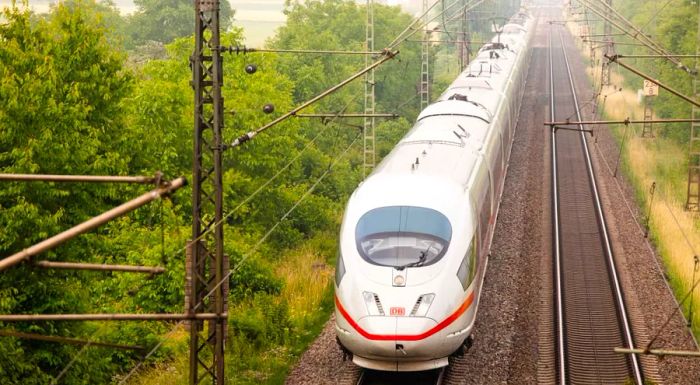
[362, 291, 385, 316]
[409, 293, 435, 317]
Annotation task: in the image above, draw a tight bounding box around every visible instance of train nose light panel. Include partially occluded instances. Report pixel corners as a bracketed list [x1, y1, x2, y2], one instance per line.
[409, 293, 435, 317]
[363, 291, 385, 316]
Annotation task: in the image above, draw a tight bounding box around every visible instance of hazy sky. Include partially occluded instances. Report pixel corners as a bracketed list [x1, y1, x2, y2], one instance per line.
[0, 0, 287, 18]
[0, 0, 406, 45]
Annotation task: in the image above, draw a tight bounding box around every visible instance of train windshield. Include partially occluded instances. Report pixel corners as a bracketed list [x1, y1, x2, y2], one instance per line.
[355, 206, 452, 269]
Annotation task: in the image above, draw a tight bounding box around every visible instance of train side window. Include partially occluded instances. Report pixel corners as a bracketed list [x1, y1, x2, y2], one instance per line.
[456, 234, 478, 291]
[469, 234, 478, 282]
[335, 249, 346, 287]
[478, 174, 492, 250]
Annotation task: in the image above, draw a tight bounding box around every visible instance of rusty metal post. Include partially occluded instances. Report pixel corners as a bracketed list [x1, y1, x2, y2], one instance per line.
[420, 0, 430, 110]
[601, 0, 613, 86]
[606, 55, 700, 109]
[0, 177, 186, 272]
[644, 182, 656, 237]
[0, 330, 145, 351]
[190, 0, 227, 381]
[34, 261, 165, 274]
[0, 173, 161, 184]
[0, 313, 224, 321]
[687, 1, 700, 211]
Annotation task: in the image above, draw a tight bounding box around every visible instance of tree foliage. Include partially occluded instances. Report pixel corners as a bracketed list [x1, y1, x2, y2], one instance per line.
[125, 0, 234, 49]
[602, 0, 698, 142]
[0, 3, 136, 384]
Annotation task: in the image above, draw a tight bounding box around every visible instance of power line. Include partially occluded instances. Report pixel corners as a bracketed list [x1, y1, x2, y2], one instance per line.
[44, 112, 352, 380]
[116, 132, 362, 384]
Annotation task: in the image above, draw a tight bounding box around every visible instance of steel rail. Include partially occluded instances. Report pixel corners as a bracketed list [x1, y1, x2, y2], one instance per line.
[582, 40, 649, 46]
[579, 33, 626, 38]
[0, 174, 160, 184]
[0, 177, 186, 272]
[223, 46, 383, 55]
[546, 118, 700, 125]
[558, 31, 644, 385]
[615, 54, 700, 59]
[34, 261, 165, 274]
[616, 347, 700, 357]
[294, 113, 398, 118]
[0, 313, 225, 321]
[0, 330, 145, 351]
[549, 25, 566, 385]
[407, 39, 488, 44]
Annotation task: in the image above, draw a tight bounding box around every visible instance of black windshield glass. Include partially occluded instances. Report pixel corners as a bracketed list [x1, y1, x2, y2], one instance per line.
[355, 206, 452, 268]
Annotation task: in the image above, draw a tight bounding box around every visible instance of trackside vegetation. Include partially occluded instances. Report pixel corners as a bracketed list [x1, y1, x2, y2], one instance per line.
[567, 1, 700, 341]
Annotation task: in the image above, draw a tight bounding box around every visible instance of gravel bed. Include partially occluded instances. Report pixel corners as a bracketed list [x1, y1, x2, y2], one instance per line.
[561, 26, 700, 385]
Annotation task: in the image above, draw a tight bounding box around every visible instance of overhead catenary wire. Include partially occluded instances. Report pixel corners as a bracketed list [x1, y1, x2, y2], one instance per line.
[116, 131, 362, 384]
[161, 0, 468, 291]
[585, 57, 700, 351]
[386, 0, 486, 51]
[577, 0, 693, 73]
[106, 3, 492, 381]
[224, 46, 383, 56]
[637, 0, 675, 34]
[45, 96, 361, 383]
[227, 51, 397, 148]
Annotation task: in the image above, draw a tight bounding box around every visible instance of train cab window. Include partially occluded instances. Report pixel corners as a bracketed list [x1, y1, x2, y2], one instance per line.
[355, 206, 452, 269]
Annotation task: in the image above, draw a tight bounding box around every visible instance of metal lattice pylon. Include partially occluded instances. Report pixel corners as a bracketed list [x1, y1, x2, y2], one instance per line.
[687, 75, 700, 210]
[687, 3, 700, 211]
[189, 0, 228, 382]
[601, 0, 613, 87]
[363, 0, 375, 177]
[420, 0, 430, 110]
[459, 2, 471, 71]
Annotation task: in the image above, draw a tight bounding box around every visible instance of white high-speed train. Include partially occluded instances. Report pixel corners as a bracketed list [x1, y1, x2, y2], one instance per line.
[333, 9, 535, 372]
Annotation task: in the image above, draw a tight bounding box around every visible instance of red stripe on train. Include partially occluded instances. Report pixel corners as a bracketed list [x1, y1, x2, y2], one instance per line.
[335, 291, 474, 341]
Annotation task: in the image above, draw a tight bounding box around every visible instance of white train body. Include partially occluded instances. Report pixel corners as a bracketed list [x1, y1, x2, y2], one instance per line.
[334, 11, 535, 372]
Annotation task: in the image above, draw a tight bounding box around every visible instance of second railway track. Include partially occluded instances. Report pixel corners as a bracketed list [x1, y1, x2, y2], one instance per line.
[548, 22, 643, 385]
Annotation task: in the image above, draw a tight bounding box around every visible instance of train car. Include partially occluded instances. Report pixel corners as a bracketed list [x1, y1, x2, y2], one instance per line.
[334, 9, 535, 372]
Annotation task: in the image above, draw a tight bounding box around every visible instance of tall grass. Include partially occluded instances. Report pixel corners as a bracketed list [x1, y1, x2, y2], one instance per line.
[568, 18, 700, 339]
[122, 234, 336, 385]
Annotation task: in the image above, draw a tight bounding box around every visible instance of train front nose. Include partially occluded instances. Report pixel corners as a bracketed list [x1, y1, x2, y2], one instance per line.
[336, 314, 459, 371]
[340, 315, 442, 359]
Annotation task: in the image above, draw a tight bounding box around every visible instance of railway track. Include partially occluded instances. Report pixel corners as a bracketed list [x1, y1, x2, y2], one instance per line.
[351, 368, 445, 385]
[548, 23, 643, 385]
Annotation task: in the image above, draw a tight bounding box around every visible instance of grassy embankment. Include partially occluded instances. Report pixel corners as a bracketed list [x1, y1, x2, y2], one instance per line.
[124, 233, 336, 385]
[567, 23, 700, 340]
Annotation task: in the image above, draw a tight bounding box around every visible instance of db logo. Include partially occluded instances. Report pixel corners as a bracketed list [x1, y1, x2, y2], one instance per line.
[390, 307, 405, 316]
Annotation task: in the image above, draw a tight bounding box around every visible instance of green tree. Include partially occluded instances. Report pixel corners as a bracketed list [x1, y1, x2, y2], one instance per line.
[271, 0, 422, 119]
[0, 3, 140, 383]
[126, 0, 234, 48]
[46, 0, 133, 49]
